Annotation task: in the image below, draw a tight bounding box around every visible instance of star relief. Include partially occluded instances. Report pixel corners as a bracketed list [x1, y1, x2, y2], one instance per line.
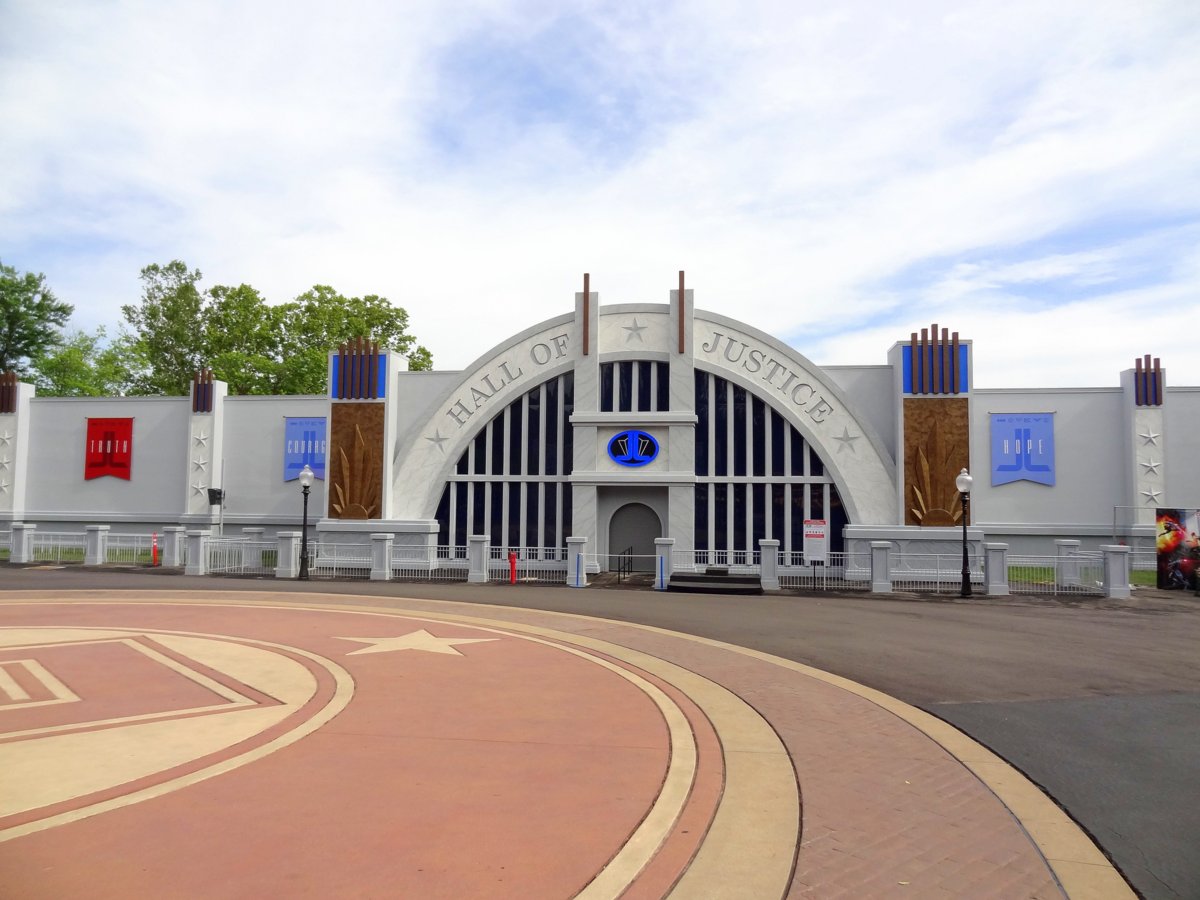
[623, 318, 647, 342]
[1138, 428, 1160, 446]
[192, 456, 208, 472]
[337, 629, 498, 657]
[193, 431, 209, 448]
[425, 430, 449, 452]
[1140, 457, 1161, 476]
[834, 427, 860, 453]
[1140, 487, 1162, 504]
[0, 430, 12, 447]
[191, 481, 207, 496]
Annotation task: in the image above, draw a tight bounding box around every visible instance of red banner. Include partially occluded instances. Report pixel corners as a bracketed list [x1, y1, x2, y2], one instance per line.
[85, 418, 133, 480]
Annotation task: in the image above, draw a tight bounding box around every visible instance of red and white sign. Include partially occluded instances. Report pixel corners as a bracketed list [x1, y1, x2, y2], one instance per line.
[85, 417, 133, 480]
[803, 519, 828, 565]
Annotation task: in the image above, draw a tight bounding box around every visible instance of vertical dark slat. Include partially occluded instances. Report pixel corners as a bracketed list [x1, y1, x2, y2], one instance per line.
[920, 327, 929, 394]
[951, 332, 960, 394]
[582, 273, 590, 356]
[909, 333, 918, 393]
[338, 343, 349, 399]
[1153, 356, 1162, 405]
[678, 270, 686, 354]
[931, 323, 941, 394]
[1134, 357, 1144, 406]
[939, 327, 949, 393]
[369, 340, 379, 399]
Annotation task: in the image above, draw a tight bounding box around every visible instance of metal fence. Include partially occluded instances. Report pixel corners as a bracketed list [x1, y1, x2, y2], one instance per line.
[487, 546, 570, 584]
[390, 544, 469, 582]
[306, 542, 372, 580]
[673, 549, 761, 572]
[30, 531, 87, 564]
[888, 552, 985, 594]
[777, 550, 872, 591]
[1008, 553, 1105, 596]
[0, 530, 10, 561]
[105, 533, 156, 565]
[207, 538, 278, 576]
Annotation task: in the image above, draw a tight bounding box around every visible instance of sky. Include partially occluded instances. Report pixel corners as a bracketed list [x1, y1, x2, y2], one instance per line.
[2, 0, 1198, 388]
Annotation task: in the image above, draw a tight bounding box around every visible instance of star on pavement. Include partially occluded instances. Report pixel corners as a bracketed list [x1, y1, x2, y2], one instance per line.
[1141, 487, 1162, 504]
[337, 629, 498, 656]
[425, 430, 449, 452]
[834, 427, 860, 453]
[623, 318, 647, 342]
[193, 431, 209, 448]
[1138, 428, 1160, 446]
[1140, 457, 1160, 476]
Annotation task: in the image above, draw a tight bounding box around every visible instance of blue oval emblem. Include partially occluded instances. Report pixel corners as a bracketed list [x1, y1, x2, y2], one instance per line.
[608, 430, 659, 467]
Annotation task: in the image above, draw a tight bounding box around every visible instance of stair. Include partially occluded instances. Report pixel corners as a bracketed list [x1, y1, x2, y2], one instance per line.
[667, 566, 763, 595]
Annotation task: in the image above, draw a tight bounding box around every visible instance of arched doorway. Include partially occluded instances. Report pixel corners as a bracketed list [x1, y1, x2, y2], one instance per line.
[609, 503, 662, 571]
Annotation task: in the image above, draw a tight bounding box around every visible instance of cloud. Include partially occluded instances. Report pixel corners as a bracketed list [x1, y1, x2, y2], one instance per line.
[1, 0, 1197, 387]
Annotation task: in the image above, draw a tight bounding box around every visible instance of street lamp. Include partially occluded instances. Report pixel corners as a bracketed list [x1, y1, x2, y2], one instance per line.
[298, 464, 314, 580]
[956, 467, 973, 598]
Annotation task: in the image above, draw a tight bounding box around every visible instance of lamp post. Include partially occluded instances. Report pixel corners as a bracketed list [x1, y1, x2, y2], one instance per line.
[956, 467, 973, 598]
[298, 464, 314, 580]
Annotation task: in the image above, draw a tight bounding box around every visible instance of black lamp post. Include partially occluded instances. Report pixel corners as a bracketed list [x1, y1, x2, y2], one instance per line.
[956, 467, 973, 598]
[298, 464, 314, 580]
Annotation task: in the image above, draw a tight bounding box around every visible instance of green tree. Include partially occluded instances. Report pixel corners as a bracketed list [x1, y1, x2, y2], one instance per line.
[276, 286, 432, 393]
[0, 261, 74, 375]
[28, 327, 140, 396]
[119, 261, 433, 395]
[121, 261, 206, 395]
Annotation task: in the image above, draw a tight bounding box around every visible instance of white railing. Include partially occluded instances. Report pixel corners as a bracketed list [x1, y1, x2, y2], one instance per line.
[207, 538, 277, 576]
[105, 533, 155, 565]
[1008, 553, 1105, 596]
[391, 544, 469, 582]
[306, 542, 372, 580]
[672, 549, 761, 572]
[778, 550, 871, 591]
[487, 546, 570, 584]
[888, 552, 985, 594]
[0, 530, 10, 560]
[30, 531, 87, 563]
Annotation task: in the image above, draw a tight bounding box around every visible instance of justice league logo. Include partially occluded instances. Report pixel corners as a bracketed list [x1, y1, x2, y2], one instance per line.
[284, 417, 327, 481]
[84, 417, 133, 480]
[990, 414, 1054, 486]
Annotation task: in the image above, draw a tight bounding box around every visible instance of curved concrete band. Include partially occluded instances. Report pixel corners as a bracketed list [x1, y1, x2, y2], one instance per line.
[0, 591, 1133, 899]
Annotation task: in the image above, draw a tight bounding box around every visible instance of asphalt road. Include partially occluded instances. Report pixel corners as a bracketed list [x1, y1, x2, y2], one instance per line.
[4, 567, 1198, 899]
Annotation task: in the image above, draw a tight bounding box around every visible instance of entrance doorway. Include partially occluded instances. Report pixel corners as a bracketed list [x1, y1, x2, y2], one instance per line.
[609, 503, 662, 572]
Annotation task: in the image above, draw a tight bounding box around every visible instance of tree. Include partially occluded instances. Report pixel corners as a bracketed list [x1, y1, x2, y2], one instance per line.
[120, 261, 206, 395]
[28, 327, 140, 396]
[0, 261, 74, 375]
[119, 261, 433, 396]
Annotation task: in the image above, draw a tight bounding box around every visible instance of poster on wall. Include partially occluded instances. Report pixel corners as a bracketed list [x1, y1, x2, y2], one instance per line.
[84, 418, 133, 480]
[803, 519, 828, 565]
[1156, 508, 1200, 590]
[990, 413, 1055, 486]
[284, 417, 327, 481]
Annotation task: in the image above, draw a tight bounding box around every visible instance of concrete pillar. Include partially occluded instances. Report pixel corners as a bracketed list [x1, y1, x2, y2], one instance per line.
[274, 532, 300, 579]
[370, 533, 394, 581]
[10, 523, 35, 564]
[1056, 540, 1081, 588]
[759, 539, 780, 592]
[1101, 545, 1131, 599]
[161, 526, 186, 567]
[984, 543, 1010, 596]
[870, 541, 892, 593]
[654, 537, 675, 591]
[85, 525, 110, 566]
[566, 536, 589, 588]
[467, 534, 489, 584]
[184, 530, 210, 576]
[242, 527, 265, 569]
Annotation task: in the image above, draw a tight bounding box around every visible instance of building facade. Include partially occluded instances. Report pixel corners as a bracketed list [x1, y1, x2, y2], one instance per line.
[2, 281, 1197, 565]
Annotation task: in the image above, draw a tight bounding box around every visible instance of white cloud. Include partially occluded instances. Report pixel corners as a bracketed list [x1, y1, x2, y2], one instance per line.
[1, 0, 1197, 387]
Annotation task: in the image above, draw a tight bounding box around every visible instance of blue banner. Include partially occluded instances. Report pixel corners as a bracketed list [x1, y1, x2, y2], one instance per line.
[990, 413, 1054, 486]
[284, 417, 327, 481]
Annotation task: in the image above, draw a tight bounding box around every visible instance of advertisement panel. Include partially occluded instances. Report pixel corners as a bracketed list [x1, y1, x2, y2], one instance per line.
[1156, 508, 1200, 590]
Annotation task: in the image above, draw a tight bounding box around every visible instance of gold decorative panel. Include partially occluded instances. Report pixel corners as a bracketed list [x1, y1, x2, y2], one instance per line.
[903, 398, 969, 526]
[329, 403, 385, 520]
